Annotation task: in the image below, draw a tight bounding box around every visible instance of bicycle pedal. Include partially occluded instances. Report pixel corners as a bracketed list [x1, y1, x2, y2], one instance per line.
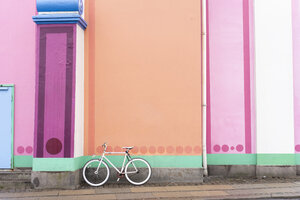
[117, 173, 125, 178]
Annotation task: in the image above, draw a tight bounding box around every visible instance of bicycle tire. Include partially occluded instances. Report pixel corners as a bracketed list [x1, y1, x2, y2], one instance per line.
[125, 158, 152, 185]
[83, 159, 110, 186]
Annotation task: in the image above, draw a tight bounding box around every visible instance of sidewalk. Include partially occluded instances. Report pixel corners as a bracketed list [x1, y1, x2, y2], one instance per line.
[1, 180, 300, 200]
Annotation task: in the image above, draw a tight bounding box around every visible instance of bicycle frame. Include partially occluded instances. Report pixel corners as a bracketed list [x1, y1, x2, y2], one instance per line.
[97, 150, 138, 175]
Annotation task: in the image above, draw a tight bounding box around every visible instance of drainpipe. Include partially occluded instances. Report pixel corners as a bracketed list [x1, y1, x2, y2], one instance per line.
[202, 0, 208, 177]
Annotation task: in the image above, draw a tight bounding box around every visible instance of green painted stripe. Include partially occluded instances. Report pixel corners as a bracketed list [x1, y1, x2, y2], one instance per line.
[207, 154, 256, 165]
[257, 154, 295, 165]
[33, 157, 87, 171]
[33, 155, 203, 171]
[295, 154, 300, 165]
[14, 155, 33, 168]
[30, 153, 300, 171]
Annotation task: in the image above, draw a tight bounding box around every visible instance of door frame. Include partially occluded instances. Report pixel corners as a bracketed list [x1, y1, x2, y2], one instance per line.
[0, 84, 15, 169]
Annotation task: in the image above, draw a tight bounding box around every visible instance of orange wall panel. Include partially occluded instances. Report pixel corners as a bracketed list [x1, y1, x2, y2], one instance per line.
[84, 0, 202, 156]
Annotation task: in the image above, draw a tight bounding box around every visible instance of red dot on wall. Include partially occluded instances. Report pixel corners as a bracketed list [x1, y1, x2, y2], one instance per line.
[166, 146, 174, 154]
[295, 145, 300, 152]
[157, 146, 165, 154]
[140, 146, 147, 154]
[106, 146, 113, 152]
[231, 146, 235, 151]
[176, 146, 183, 154]
[114, 146, 122, 152]
[131, 146, 139, 154]
[26, 146, 33, 154]
[213, 145, 221, 152]
[46, 138, 62, 155]
[149, 146, 156, 154]
[96, 146, 104, 153]
[17, 146, 24, 154]
[194, 146, 201, 154]
[185, 146, 192, 154]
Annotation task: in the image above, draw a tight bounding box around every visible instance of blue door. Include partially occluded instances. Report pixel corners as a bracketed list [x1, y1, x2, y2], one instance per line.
[0, 86, 13, 168]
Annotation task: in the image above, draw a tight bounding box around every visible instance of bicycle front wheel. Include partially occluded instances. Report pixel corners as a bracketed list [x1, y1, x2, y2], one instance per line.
[125, 158, 152, 185]
[83, 159, 110, 186]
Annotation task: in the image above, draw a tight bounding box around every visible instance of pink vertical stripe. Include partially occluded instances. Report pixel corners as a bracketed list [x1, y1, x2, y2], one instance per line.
[243, 0, 252, 154]
[207, 0, 246, 154]
[206, 0, 212, 154]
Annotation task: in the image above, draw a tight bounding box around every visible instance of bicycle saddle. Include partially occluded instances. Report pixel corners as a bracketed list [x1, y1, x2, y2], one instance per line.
[122, 146, 134, 150]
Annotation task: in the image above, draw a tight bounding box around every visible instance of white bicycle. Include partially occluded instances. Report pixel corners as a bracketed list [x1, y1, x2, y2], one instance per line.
[83, 143, 152, 186]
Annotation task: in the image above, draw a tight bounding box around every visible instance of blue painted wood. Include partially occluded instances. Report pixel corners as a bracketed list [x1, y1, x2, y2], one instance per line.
[37, 0, 83, 15]
[32, 14, 87, 30]
[0, 87, 12, 168]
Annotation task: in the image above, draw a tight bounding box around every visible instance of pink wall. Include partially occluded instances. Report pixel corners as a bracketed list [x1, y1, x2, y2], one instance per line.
[0, 0, 36, 155]
[207, 0, 254, 154]
[293, 0, 300, 153]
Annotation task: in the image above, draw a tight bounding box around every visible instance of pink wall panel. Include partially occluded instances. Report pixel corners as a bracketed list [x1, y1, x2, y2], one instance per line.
[293, 0, 300, 153]
[207, 0, 254, 154]
[0, 1, 36, 155]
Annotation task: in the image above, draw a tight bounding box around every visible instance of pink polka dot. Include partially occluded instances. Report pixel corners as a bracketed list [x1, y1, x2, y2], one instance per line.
[149, 146, 156, 154]
[194, 146, 201, 154]
[236, 144, 244, 152]
[185, 146, 192, 154]
[26, 146, 33, 154]
[17, 146, 24, 154]
[213, 145, 220, 152]
[106, 146, 113, 152]
[176, 146, 183, 154]
[166, 146, 174, 154]
[231, 146, 235, 150]
[157, 146, 165, 154]
[295, 145, 300, 152]
[222, 145, 229, 152]
[140, 146, 148, 154]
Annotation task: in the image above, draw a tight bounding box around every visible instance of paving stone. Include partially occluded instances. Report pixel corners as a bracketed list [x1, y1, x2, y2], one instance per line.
[148, 185, 232, 192]
[58, 189, 96, 195]
[115, 192, 154, 199]
[189, 190, 229, 197]
[153, 191, 193, 198]
[0, 191, 58, 198]
[192, 185, 233, 190]
[271, 192, 300, 198]
[0, 198, 38, 200]
[95, 188, 131, 194]
[77, 194, 116, 200]
[227, 187, 300, 195]
[130, 186, 167, 192]
[232, 183, 297, 189]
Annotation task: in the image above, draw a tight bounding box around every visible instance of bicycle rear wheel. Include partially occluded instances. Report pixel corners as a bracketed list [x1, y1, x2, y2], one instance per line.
[83, 159, 110, 186]
[125, 158, 151, 185]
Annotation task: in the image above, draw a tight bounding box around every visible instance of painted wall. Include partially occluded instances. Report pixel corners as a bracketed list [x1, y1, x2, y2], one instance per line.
[207, 0, 255, 154]
[84, 0, 202, 156]
[255, 0, 295, 155]
[293, 0, 300, 154]
[0, 0, 36, 156]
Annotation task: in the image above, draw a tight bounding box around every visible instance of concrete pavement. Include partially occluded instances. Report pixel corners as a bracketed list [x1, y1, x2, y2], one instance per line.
[1, 181, 300, 199]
